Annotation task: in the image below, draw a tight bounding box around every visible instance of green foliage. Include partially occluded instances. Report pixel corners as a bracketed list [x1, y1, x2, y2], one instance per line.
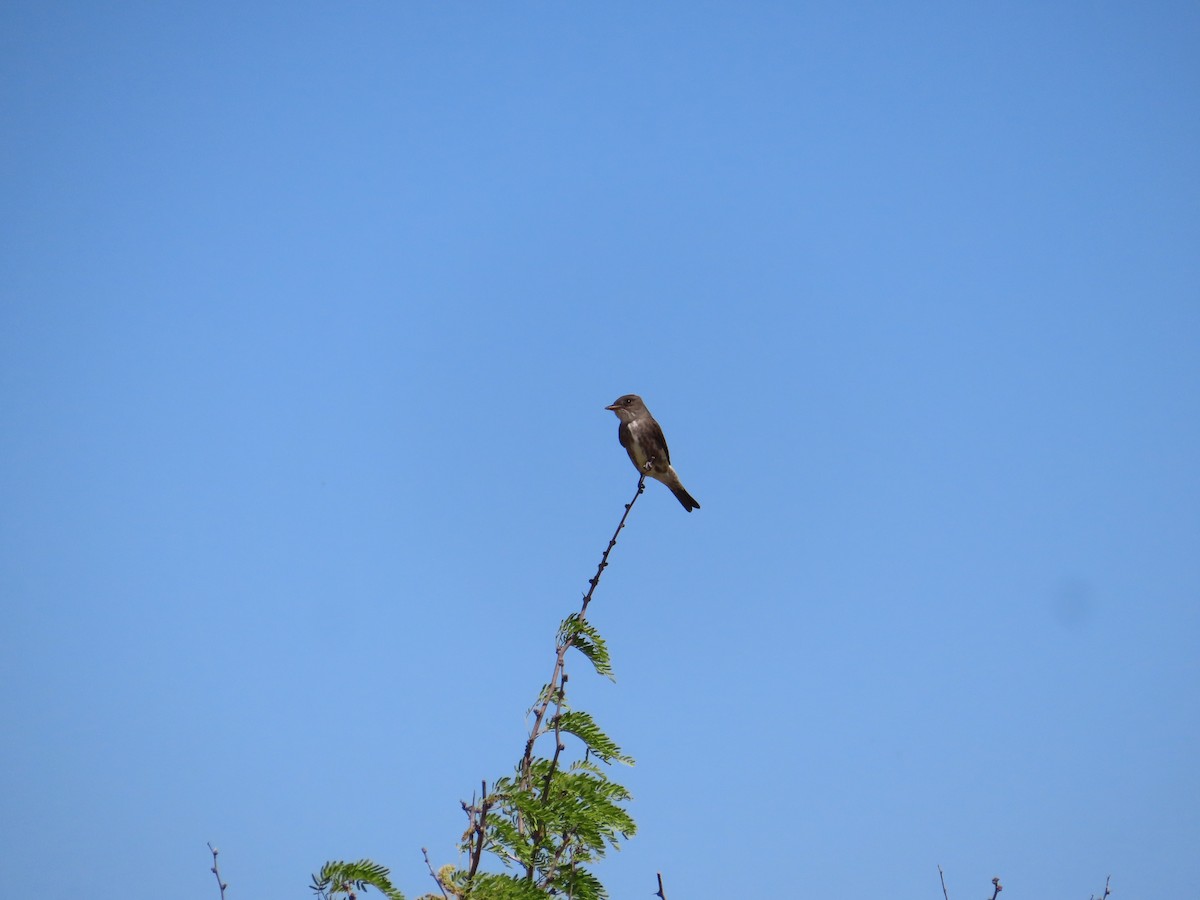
[311, 859, 405, 900]
[559, 614, 613, 680]
[554, 710, 633, 765]
[551, 866, 606, 900]
[315, 548, 638, 898]
[474, 750, 634, 896]
[462, 873, 554, 900]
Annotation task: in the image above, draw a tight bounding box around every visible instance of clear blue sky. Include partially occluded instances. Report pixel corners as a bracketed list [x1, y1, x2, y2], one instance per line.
[2, 3, 1197, 898]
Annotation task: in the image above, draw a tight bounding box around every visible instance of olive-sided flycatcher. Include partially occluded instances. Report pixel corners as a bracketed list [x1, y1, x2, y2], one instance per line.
[605, 394, 700, 512]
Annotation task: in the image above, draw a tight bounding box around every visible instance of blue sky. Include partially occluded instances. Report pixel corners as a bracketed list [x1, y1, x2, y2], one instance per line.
[2, 3, 1197, 898]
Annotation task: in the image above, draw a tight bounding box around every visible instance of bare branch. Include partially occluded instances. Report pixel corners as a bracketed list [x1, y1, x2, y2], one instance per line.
[421, 847, 449, 900]
[938, 865, 950, 900]
[991, 876, 1003, 900]
[582, 474, 647, 616]
[655, 871, 668, 900]
[471, 782, 491, 881]
[206, 843, 227, 900]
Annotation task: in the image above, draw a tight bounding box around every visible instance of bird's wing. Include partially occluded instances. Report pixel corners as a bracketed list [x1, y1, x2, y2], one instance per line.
[647, 419, 671, 464]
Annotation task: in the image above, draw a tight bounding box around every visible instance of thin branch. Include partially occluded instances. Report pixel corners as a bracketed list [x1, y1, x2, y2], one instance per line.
[458, 474, 646, 890]
[539, 823, 576, 890]
[540, 676, 568, 804]
[468, 780, 491, 882]
[206, 843, 227, 900]
[991, 876, 1003, 900]
[420, 847, 450, 900]
[582, 474, 647, 617]
[938, 865, 950, 900]
[519, 475, 646, 793]
[655, 871, 668, 900]
[1091, 875, 1112, 900]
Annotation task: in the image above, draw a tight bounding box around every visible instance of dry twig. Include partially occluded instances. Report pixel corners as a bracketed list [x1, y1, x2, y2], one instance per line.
[206, 843, 227, 900]
[1090, 875, 1112, 900]
[421, 847, 449, 899]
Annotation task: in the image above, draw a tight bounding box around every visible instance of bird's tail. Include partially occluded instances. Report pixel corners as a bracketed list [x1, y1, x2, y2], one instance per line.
[671, 484, 700, 512]
[665, 470, 700, 512]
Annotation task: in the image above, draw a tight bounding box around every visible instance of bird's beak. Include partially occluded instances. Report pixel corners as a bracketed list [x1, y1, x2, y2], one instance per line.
[604, 404, 618, 411]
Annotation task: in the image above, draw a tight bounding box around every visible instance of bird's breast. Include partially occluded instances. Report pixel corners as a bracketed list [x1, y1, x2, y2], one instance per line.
[624, 421, 650, 467]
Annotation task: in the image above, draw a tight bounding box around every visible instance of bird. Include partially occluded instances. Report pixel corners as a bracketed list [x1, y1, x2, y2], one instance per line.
[605, 394, 700, 512]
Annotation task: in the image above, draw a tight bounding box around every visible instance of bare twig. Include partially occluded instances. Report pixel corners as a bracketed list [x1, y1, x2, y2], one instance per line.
[582, 474, 647, 616]
[991, 876, 1003, 900]
[655, 871, 668, 900]
[466, 780, 491, 882]
[938, 865, 950, 900]
[206, 843, 227, 900]
[1090, 875, 1112, 900]
[417, 849, 446, 897]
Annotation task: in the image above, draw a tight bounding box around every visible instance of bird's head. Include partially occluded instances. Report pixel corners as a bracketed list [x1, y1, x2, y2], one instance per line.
[605, 394, 647, 422]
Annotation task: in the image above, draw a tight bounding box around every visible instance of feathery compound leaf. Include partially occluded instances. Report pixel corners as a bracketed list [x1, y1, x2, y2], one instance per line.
[310, 860, 405, 900]
[554, 710, 634, 765]
[545, 771, 636, 849]
[558, 615, 614, 679]
[481, 817, 530, 868]
[467, 873, 553, 900]
[555, 866, 608, 900]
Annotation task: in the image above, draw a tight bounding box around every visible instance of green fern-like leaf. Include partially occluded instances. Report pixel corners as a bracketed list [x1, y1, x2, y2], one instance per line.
[554, 710, 634, 765]
[554, 865, 608, 900]
[503, 760, 636, 857]
[558, 615, 613, 679]
[482, 816, 533, 868]
[467, 873, 552, 900]
[311, 859, 405, 900]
